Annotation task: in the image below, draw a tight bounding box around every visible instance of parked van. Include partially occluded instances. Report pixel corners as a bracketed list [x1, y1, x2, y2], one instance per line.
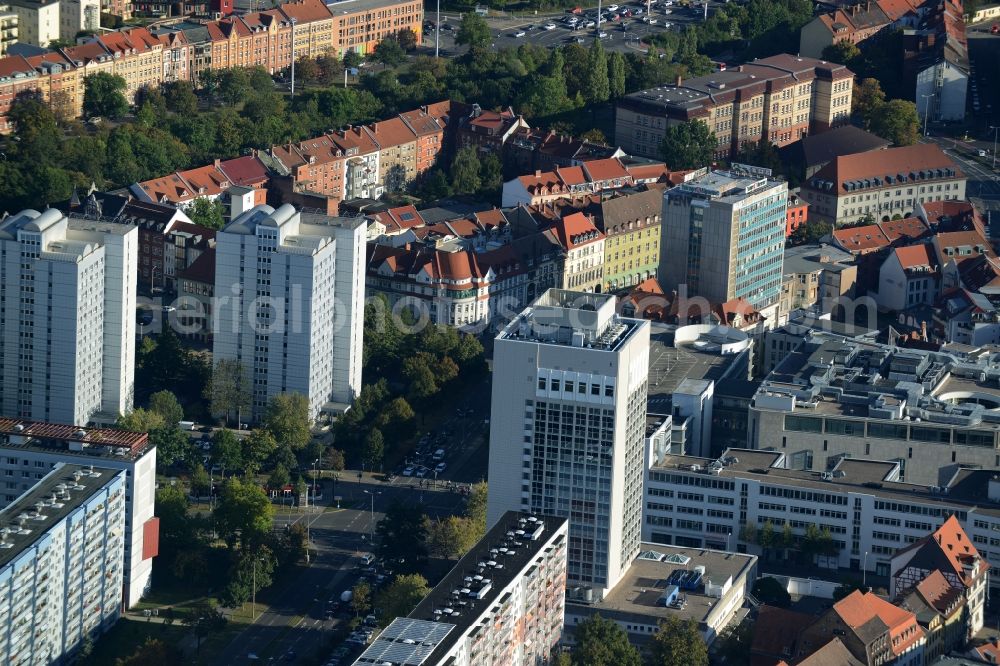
[359, 553, 375, 566]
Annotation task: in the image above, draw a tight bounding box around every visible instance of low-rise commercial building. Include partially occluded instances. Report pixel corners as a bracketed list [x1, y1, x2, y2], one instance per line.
[351, 512, 568, 666]
[801, 144, 966, 226]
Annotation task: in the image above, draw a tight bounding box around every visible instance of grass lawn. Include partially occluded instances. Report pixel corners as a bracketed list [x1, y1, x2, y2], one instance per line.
[83, 618, 187, 666]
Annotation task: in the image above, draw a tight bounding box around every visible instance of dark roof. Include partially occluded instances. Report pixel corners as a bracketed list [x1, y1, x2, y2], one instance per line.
[793, 125, 890, 168]
[406, 512, 568, 665]
[178, 247, 215, 285]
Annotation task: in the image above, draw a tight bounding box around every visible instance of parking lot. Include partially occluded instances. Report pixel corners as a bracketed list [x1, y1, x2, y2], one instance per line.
[424, 0, 720, 55]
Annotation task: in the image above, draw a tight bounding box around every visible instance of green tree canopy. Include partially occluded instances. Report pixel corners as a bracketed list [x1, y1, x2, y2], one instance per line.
[584, 39, 610, 104]
[374, 37, 407, 68]
[84, 72, 128, 119]
[647, 616, 708, 666]
[456, 13, 491, 49]
[376, 498, 429, 573]
[211, 428, 244, 472]
[118, 407, 166, 433]
[214, 477, 275, 547]
[852, 77, 886, 130]
[148, 390, 184, 427]
[352, 579, 372, 615]
[149, 427, 195, 468]
[872, 98, 920, 146]
[660, 120, 716, 169]
[571, 614, 641, 666]
[374, 574, 431, 626]
[263, 393, 311, 450]
[363, 428, 385, 471]
[207, 359, 251, 427]
[450, 146, 482, 194]
[821, 40, 862, 66]
[187, 197, 226, 230]
[428, 515, 480, 559]
[243, 429, 277, 476]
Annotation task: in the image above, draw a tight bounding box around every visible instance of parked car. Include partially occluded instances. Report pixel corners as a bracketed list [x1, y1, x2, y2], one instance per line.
[606, 3, 619, 9]
[435, 462, 447, 474]
[402, 465, 415, 476]
[513, 30, 526, 37]
[544, 22, 556, 29]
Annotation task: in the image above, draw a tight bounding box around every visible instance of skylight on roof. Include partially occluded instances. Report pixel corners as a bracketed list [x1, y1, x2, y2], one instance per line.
[400, 212, 414, 221]
[665, 553, 692, 565]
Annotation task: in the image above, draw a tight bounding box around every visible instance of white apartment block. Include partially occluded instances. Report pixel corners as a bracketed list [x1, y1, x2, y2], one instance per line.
[0, 419, 155, 608]
[0, 209, 137, 426]
[57, 0, 97, 41]
[7, 0, 57, 47]
[642, 447, 1000, 592]
[0, 463, 126, 665]
[352, 513, 568, 666]
[487, 289, 650, 597]
[213, 204, 364, 423]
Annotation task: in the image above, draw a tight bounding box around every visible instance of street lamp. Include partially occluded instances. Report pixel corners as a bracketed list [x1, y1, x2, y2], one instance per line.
[921, 93, 935, 137]
[363, 489, 382, 543]
[311, 458, 320, 506]
[435, 0, 440, 59]
[990, 125, 999, 170]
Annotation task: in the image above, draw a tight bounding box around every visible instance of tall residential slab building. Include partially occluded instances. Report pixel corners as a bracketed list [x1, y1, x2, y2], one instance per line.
[0, 463, 127, 664]
[0, 420, 156, 608]
[487, 289, 650, 598]
[0, 209, 137, 426]
[659, 167, 788, 318]
[213, 204, 364, 423]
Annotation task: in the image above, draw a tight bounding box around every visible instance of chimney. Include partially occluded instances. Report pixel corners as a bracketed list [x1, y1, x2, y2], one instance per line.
[535, 170, 542, 177]
[214, 158, 221, 168]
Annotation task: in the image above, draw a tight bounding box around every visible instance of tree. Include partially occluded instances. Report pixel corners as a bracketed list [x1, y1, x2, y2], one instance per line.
[456, 13, 490, 49]
[214, 477, 275, 547]
[243, 429, 277, 476]
[872, 98, 920, 146]
[465, 481, 488, 532]
[715, 621, 751, 666]
[163, 81, 199, 115]
[217, 68, 251, 106]
[411, 168, 451, 201]
[571, 614, 641, 666]
[294, 56, 319, 83]
[363, 428, 385, 471]
[397, 27, 417, 51]
[343, 50, 363, 70]
[853, 78, 886, 130]
[83, 72, 128, 119]
[428, 515, 479, 558]
[374, 574, 430, 626]
[647, 616, 708, 666]
[821, 40, 861, 66]
[376, 499, 429, 573]
[833, 580, 866, 600]
[221, 546, 277, 608]
[660, 120, 715, 169]
[263, 393, 311, 450]
[211, 428, 244, 473]
[751, 576, 791, 607]
[581, 128, 607, 144]
[207, 359, 251, 427]
[584, 39, 610, 104]
[351, 580, 372, 616]
[118, 408, 165, 433]
[148, 390, 184, 427]
[115, 638, 180, 665]
[183, 602, 226, 654]
[374, 37, 406, 68]
[608, 51, 626, 99]
[479, 153, 503, 193]
[156, 484, 193, 550]
[759, 520, 776, 550]
[268, 464, 291, 490]
[149, 427, 195, 468]
[187, 197, 226, 230]
[451, 146, 482, 194]
[190, 463, 212, 498]
[325, 447, 346, 471]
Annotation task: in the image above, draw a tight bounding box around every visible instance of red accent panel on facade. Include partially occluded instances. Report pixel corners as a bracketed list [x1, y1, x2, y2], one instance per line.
[142, 517, 160, 560]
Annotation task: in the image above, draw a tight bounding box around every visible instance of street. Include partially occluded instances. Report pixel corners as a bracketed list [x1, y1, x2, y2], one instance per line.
[220, 476, 470, 664]
[422, 0, 726, 56]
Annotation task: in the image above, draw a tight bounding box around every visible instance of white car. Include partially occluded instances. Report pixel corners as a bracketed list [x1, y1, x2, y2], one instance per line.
[566, 15, 579, 23]
[513, 30, 526, 37]
[663, 20, 672, 26]
[606, 3, 619, 10]
[544, 22, 556, 29]
[633, 7, 643, 14]
[598, 30, 609, 37]
[584, 19, 596, 26]
[403, 465, 415, 476]
[643, 15, 657, 23]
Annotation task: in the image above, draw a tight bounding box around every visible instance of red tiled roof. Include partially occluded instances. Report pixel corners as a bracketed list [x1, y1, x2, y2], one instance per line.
[0, 55, 36, 78]
[554, 166, 587, 186]
[879, 217, 928, 242]
[626, 163, 670, 182]
[895, 515, 985, 587]
[370, 117, 417, 149]
[219, 156, 269, 187]
[331, 126, 379, 154]
[550, 212, 603, 250]
[834, 590, 923, 656]
[399, 108, 443, 137]
[893, 243, 935, 271]
[278, 0, 334, 23]
[582, 157, 630, 182]
[832, 224, 890, 252]
[812, 144, 963, 194]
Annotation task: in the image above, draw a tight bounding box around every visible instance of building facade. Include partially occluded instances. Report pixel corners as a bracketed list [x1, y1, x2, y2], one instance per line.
[213, 204, 364, 423]
[801, 144, 966, 226]
[615, 54, 854, 160]
[0, 209, 137, 426]
[487, 290, 650, 598]
[659, 167, 788, 317]
[352, 513, 568, 666]
[0, 463, 127, 665]
[0, 420, 156, 608]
